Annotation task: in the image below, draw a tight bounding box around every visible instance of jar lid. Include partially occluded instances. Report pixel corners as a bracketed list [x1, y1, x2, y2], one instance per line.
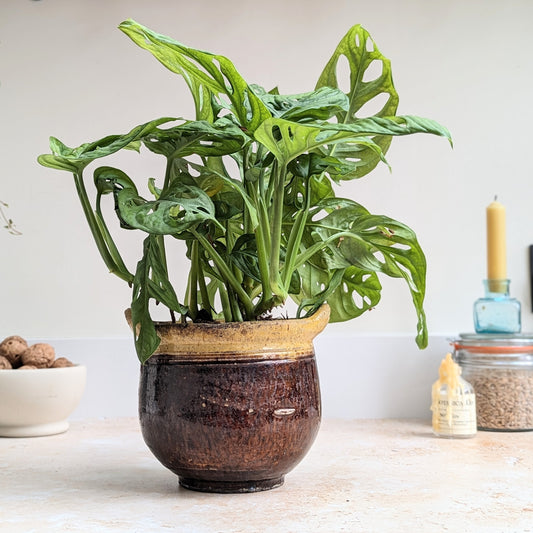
[454, 333, 533, 352]
[452, 333, 533, 367]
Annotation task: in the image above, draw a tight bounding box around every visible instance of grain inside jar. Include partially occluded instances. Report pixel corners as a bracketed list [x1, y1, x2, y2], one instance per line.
[453, 334, 533, 431]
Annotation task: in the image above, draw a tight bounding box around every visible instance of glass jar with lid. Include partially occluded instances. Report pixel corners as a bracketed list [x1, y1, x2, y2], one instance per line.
[452, 334, 533, 431]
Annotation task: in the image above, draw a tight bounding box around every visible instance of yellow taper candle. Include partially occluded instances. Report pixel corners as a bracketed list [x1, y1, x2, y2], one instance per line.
[486, 198, 507, 280]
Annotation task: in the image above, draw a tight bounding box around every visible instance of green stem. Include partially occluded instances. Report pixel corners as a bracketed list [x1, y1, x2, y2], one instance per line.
[247, 183, 273, 307]
[223, 220, 243, 320]
[218, 282, 233, 322]
[196, 251, 211, 314]
[163, 156, 173, 190]
[290, 229, 354, 271]
[268, 163, 288, 299]
[225, 220, 243, 284]
[191, 229, 255, 320]
[281, 178, 311, 288]
[258, 195, 271, 251]
[228, 287, 243, 322]
[265, 160, 278, 210]
[156, 235, 168, 276]
[93, 209, 132, 280]
[255, 148, 270, 250]
[74, 172, 133, 283]
[187, 241, 199, 320]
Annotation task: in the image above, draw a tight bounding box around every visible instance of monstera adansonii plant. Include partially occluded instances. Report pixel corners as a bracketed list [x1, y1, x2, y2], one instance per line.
[38, 20, 452, 362]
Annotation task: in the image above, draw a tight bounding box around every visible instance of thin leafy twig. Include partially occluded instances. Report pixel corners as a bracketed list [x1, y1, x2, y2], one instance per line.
[0, 200, 22, 235]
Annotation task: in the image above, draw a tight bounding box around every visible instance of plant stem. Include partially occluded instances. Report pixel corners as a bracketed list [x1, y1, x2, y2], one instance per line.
[187, 241, 199, 320]
[156, 234, 168, 278]
[93, 209, 131, 280]
[218, 281, 233, 322]
[74, 172, 134, 283]
[163, 155, 173, 190]
[191, 229, 255, 320]
[290, 229, 353, 271]
[0, 201, 21, 235]
[247, 183, 273, 308]
[268, 163, 288, 300]
[196, 250, 212, 314]
[225, 220, 243, 284]
[281, 178, 311, 288]
[228, 287, 243, 322]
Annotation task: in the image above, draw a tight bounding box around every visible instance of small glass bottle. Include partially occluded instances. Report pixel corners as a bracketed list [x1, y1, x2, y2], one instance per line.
[473, 279, 521, 334]
[431, 353, 477, 438]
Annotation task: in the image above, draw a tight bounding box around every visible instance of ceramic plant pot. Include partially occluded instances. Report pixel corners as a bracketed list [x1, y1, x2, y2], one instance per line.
[137, 304, 330, 493]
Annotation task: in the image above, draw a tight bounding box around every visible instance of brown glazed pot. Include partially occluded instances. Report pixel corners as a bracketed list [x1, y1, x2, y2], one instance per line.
[138, 304, 330, 493]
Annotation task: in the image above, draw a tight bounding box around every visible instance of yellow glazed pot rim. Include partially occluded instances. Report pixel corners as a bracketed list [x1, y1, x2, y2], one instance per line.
[126, 305, 330, 362]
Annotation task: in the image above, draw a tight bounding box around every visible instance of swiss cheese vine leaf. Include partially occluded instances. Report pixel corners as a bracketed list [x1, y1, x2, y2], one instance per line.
[294, 203, 428, 348]
[119, 19, 271, 131]
[115, 181, 222, 235]
[252, 85, 349, 122]
[295, 265, 382, 321]
[254, 117, 386, 170]
[315, 24, 399, 178]
[143, 118, 249, 159]
[131, 235, 188, 363]
[37, 117, 175, 174]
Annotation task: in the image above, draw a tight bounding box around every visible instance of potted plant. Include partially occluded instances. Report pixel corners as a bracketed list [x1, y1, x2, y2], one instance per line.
[38, 20, 451, 492]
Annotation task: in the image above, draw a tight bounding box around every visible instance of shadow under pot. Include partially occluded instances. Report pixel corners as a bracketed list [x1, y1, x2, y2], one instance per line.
[137, 304, 330, 493]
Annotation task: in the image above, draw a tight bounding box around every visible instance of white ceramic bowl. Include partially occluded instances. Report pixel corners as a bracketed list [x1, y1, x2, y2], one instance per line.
[0, 365, 86, 437]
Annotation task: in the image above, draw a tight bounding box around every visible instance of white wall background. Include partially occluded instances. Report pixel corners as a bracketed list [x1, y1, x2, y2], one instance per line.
[2, 0, 533, 418]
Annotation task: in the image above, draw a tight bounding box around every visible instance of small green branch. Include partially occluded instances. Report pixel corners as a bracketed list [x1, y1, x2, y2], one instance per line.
[0, 201, 22, 236]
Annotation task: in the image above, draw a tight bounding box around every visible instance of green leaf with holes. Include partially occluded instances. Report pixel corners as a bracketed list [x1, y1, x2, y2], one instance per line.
[315, 24, 398, 178]
[131, 235, 187, 363]
[119, 19, 271, 131]
[254, 117, 386, 169]
[37, 117, 175, 174]
[295, 203, 428, 348]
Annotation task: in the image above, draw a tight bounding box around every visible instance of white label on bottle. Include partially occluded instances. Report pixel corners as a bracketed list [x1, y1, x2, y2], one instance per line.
[435, 395, 477, 436]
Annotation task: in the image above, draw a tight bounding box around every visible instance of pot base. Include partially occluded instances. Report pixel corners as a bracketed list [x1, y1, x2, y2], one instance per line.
[178, 475, 284, 493]
[0, 420, 69, 438]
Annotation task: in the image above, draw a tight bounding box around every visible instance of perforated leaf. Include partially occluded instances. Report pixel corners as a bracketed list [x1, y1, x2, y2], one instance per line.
[119, 19, 271, 131]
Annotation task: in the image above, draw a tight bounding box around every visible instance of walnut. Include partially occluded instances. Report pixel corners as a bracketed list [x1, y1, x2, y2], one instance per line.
[0, 335, 28, 368]
[18, 364, 38, 370]
[51, 357, 74, 368]
[20, 343, 55, 368]
[0, 355, 12, 369]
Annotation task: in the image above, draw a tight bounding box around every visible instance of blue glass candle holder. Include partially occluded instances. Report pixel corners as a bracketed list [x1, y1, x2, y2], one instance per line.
[474, 279, 521, 334]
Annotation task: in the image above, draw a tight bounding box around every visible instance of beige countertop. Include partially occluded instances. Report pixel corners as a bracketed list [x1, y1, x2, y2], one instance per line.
[1, 418, 532, 533]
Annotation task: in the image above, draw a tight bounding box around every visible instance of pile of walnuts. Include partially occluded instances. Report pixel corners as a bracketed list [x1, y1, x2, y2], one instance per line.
[0, 336, 74, 370]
